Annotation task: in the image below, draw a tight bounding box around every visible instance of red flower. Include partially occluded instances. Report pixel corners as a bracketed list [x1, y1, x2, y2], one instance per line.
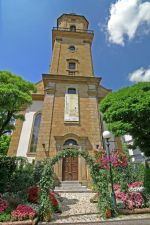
[95, 149, 128, 169]
[49, 193, 58, 206]
[28, 186, 39, 203]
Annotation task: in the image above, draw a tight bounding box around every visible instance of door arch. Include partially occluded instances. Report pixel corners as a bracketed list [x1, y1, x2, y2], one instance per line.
[62, 139, 78, 181]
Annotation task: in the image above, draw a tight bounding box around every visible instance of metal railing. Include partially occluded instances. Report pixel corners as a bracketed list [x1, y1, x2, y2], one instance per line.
[53, 27, 94, 34]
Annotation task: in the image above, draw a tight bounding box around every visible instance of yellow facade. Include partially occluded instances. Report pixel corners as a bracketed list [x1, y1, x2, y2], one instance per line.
[8, 14, 111, 186]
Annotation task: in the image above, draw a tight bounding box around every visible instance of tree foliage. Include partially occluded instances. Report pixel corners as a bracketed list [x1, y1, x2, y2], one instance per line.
[0, 135, 11, 155]
[100, 82, 150, 156]
[0, 71, 36, 137]
[144, 162, 150, 194]
[0, 156, 33, 193]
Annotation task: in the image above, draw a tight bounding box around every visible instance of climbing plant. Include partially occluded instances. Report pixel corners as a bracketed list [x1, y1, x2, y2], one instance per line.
[39, 148, 111, 220]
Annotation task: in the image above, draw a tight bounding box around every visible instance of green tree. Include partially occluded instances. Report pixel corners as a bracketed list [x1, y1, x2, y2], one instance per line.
[100, 82, 150, 156]
[0, 135, 11, 155]
[0, 71, 36, 137]
[144, 162, 150, 194]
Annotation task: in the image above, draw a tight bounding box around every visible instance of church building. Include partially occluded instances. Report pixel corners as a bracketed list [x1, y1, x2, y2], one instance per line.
[8, 13, 111, 186]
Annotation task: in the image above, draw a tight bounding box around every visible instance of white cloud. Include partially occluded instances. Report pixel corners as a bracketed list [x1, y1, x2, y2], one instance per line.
[107, 0, 150, 46]
[129, 66, 150, 82]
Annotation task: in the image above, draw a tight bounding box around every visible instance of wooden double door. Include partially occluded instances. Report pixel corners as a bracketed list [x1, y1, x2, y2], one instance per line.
[62, 156, 78, 181]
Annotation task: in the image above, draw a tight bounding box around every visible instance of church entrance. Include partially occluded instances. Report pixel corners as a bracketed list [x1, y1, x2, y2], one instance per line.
[62, 139, 78, 181]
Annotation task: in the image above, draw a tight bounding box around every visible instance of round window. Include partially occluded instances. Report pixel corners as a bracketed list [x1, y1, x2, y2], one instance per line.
[69, 45, 75, 52]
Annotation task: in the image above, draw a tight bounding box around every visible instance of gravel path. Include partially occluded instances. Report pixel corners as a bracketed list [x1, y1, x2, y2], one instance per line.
[51, 193, 99, 223]
[39, 192, 150, 224]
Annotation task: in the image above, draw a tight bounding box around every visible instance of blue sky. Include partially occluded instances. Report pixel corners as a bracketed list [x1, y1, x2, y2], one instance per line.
[0, 0, 150, 91]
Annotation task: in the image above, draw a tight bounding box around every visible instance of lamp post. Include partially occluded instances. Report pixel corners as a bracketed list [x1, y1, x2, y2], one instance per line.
[103, 131, 117, 209]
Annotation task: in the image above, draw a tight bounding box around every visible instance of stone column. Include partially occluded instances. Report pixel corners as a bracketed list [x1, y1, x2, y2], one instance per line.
[36, 83, 55, 160]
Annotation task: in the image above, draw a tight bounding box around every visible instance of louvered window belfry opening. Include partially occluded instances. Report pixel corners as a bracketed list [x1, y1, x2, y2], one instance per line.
[70, 25, 76, 32]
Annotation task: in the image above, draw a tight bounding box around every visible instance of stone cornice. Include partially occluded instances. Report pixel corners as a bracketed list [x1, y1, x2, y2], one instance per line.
[42, 73, 101, 87]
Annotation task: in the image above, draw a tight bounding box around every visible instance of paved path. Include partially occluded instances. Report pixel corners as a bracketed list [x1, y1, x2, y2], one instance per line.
[38, 192, 150, 224]
[39, 218, 150, 225]
[51, 193, 99, 223]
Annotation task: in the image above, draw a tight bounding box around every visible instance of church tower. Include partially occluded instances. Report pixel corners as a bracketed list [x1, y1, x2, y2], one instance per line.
[8, 14, 110, 186]
[50, 14, 94, 77]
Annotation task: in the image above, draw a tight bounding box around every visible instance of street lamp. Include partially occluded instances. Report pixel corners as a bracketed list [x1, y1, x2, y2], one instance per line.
[103, 131, 117, 210]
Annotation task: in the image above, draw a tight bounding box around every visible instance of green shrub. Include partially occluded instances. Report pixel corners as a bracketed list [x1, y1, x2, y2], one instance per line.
[0, 135, 11, 155]
[33, 162, 44, 185]
[114, 144, 145, 189]
[10, 163, 34, 193]
[0, 156, 34, 193]
[0, 212, 11, 222]
[3, 192, 27, 209]
[0, 156, 16, 193]
[144, 161, 150, 194]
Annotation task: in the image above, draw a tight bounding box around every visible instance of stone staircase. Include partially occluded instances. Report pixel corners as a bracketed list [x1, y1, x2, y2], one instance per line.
[54, 181, 92, 192]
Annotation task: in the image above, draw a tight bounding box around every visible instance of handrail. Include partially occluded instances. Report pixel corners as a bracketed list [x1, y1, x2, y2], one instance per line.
[53, 27, 94, 34]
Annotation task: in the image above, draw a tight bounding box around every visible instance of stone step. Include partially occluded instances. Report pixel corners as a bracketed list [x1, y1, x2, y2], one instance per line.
[55, 187, 88, 191]
[61, 181, 80, 185]
[54, 189, 92, 193]
[55, 184, 87, 188]
[54, 181, 91, 193]
[61, 184, 85, 187]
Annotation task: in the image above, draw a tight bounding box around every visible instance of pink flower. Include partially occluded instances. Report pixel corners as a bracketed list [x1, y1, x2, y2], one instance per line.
[11, 205, 36, 221]
[128, 181, 143, 189]
[0, 197, 9, 213]
[115, 189, 144, 209]
[126, 199, 134, 210]
[115, 192, 127, 201]
[95, 149, 128, 169]
[113, 184, 121, 191]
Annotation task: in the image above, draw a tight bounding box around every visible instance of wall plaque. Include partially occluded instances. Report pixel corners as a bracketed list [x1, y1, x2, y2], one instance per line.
[64, 94, 79, 122]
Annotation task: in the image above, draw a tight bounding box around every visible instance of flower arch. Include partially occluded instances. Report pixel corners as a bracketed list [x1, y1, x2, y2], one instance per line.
[39, 148, 102, 218]
[39, 147, 129, 220]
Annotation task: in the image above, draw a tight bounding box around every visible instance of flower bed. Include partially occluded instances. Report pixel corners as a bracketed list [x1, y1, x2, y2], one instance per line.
[27, 186, 62, 213]
[11, 205, 36, 221]
[91, 181, 150, 215]
[114, 181, 145, 210]
[0, 186, 62, 223]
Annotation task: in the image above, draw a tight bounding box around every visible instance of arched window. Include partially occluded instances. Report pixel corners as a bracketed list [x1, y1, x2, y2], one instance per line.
[70, 25, 76, 32]
[68, 88, 76, 94]
[30, 113, 41, 152]
[64, 139, 78, 146]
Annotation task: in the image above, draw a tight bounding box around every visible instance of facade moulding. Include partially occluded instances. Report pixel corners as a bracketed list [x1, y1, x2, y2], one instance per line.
[42, 74, 101, 87]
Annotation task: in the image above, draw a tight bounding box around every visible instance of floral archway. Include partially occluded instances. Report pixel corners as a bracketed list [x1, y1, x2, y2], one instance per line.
[39, 148, 103, 219]
[39, 146, 142, 221]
